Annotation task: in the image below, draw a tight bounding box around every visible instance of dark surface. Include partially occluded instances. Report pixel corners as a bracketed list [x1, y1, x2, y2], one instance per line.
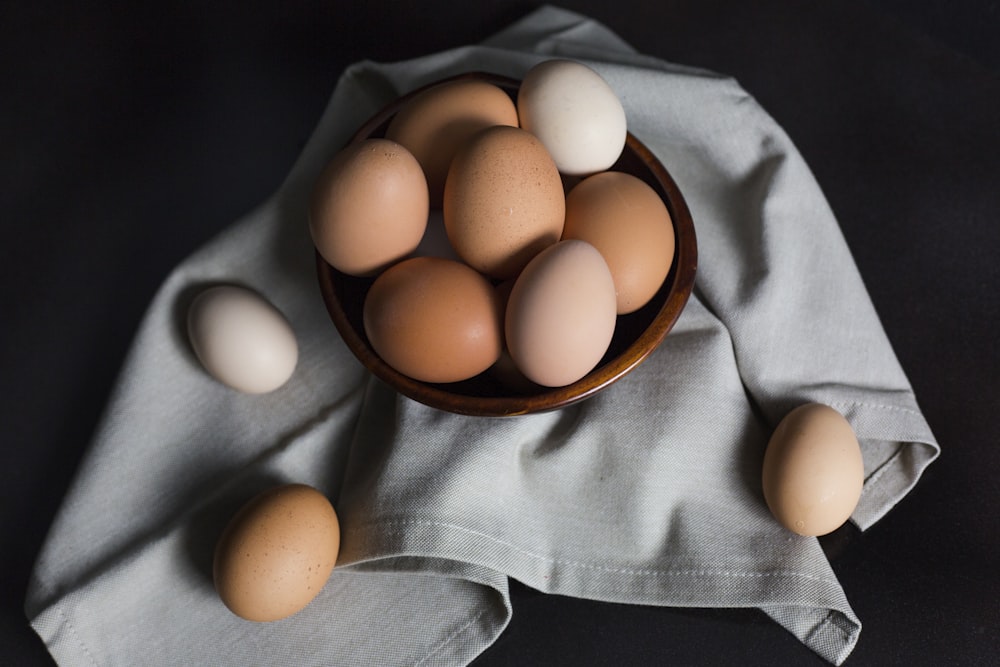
[3, 1, 997, 665]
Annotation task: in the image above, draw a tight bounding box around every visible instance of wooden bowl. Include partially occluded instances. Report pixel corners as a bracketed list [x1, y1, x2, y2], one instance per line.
[316, 72, 697, 416]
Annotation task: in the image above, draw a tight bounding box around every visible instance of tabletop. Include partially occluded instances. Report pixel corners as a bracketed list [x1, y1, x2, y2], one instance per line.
[3, 1, 998, 664]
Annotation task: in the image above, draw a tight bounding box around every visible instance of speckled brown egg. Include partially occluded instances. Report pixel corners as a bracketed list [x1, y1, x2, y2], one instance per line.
[762, 403, 865, 537]
[213, 484, 340, 622]
[562, 171, 675, 314]
[442, 125, 565, 280]
[385, 78, 519, 207]
[363, 256, 504, 383]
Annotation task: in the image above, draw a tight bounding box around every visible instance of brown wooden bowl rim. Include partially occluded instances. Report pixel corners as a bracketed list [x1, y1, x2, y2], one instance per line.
[316, 71, 698, 417]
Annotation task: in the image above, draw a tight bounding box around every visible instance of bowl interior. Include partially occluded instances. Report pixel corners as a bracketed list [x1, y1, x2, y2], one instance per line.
[316, 72, 697, 417]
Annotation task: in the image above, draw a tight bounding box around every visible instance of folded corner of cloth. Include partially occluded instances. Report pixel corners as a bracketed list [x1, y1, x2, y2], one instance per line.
[27, 5, 939, 667]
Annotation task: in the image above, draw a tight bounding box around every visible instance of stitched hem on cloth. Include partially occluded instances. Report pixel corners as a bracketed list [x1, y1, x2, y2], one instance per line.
[341, 518, 860, 665]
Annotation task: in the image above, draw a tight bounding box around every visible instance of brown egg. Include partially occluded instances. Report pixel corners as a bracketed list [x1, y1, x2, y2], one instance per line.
[309, 138, 428, 277]
[386, 79, 519, 207]
[762, 403, 865, 537]
[363, 256, 503, 383]
[213, 484, 340, 622]
[505, 240, 617, 387]
[562, 171, 675, 314]
[443, 125, 565, 280]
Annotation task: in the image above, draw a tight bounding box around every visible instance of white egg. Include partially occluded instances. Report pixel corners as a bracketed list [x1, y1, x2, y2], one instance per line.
[517, 59, 627, 176]
[187, 285, 298, 394]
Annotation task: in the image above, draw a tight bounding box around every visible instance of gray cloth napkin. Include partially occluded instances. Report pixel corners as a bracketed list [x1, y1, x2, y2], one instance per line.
[26, 6, 939, 666]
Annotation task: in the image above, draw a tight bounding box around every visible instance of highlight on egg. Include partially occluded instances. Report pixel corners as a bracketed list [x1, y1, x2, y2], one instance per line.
[213, 484, 340, 622]
[761, 403, 865, 537]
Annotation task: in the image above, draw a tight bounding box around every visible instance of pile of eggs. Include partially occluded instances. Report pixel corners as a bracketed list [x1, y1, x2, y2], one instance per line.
[310, 60, 676, 389]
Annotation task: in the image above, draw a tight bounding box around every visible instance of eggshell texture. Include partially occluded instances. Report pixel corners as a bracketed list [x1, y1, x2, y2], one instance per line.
[443, 125, 565, 279]
[762, 403, 865, 537]
[517, 59, 627, 176]
[563, 171, 675, 314]
[385, 79, 519, 207]
[363, 256, 503, 383]
[505, 239, 617, 387]
[187, 285, 298, 394]
[309, 138, 428, 276]
[213, 484, 340, 622]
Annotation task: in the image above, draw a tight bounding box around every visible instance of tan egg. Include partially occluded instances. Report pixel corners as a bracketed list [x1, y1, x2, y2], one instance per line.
[363, 256, 503, 383]
[443, 125, 565, 280]
[762, 403, 865, 537]
[213, 484, 340, 622]
[309, 138, 428, 277]
[386, 79, 519, 207]
[505, 240, 617, 387]
[562, 171, 675, 314]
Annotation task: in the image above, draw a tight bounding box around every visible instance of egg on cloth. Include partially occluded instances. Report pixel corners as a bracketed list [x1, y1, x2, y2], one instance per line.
[385, 77, 519, 207]
[762, 403, 865, 537]
[309, 138, 428, 277]
[213, 484, 341, 622]
[186, 285, 298, 394]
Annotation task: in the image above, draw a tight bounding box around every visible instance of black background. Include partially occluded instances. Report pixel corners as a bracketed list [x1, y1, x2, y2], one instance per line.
[3, 1, 998, 665]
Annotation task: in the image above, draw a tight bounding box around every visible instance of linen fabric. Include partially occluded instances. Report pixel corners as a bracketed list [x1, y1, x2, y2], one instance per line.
[26, 6, 939, 666]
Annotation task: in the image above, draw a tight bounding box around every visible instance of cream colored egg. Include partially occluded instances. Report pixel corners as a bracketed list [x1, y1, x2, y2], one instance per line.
[762, 403, 865, 537]
[187, 285, 298, 394]
[517, 59, 627, 176]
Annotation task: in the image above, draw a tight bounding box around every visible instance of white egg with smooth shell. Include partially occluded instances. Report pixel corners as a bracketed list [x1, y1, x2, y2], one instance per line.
[517, 59, 627, 176]
[187, 285, 298, 394]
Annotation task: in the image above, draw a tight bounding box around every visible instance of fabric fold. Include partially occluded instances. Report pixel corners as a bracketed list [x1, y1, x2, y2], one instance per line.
[27, 5, 938, 666]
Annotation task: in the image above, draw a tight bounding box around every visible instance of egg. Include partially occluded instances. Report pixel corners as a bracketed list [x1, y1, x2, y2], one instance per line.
[443, 125, 565, 279]
[213, 484, 340, 622]
[517, 59, 627, 176]
[505, 239, 617, 387]
[363, 256, 503, 383]
[187, 285, 298, 394]
[309, 138, 428, 277]
[562, 171, 675, 314]
[385, 78, 519, 207]
[761, 403, 865, 537]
